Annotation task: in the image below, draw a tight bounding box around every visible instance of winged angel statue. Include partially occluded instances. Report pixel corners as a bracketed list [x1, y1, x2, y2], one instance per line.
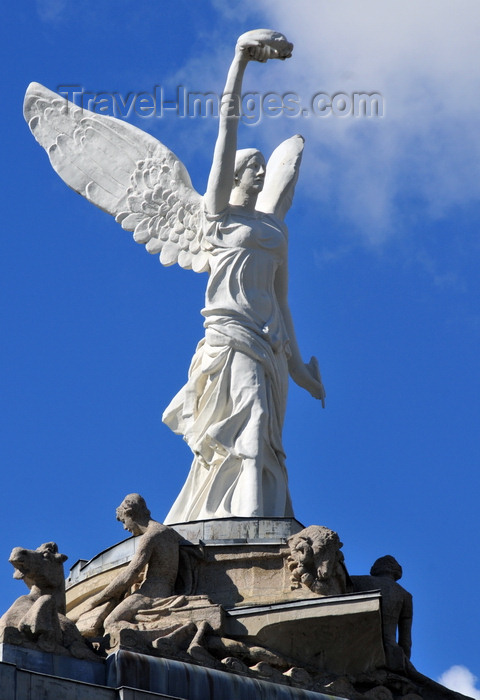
[24, 30, 325, 523]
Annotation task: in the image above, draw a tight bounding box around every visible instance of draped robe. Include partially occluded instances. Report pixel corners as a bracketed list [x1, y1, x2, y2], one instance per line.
[163, 206, 294, 522]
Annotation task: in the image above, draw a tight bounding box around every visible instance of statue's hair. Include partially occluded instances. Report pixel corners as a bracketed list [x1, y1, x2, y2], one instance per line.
[234, 148, 263, 184]
[288, 526, 343, 558]
[370, 555, 402, 580]
[116, 493, 151, 522]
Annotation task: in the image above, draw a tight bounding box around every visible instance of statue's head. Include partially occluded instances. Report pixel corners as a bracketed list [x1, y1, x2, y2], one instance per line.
[233, 148, 266, 196]
[116, 493, 151, 535]
[370, 555, 402, 581]
[9, 542, 68, 592]
[288, 525, 344, 582]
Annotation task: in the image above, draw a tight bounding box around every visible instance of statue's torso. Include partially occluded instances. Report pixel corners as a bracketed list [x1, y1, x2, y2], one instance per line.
[202, 208, 289, 351]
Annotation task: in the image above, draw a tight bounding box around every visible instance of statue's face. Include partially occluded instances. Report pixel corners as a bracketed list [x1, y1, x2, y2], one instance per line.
[119, 512, 142, 536]
[289, 538, 314, 575]
[237, 153, 266, 194]
[116, 503, 143, 536]
[314, 543, 339, 580]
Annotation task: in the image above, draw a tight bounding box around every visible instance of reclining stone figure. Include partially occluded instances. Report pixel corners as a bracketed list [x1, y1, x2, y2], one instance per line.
[71, 494, 295, 669]
[73, 494, 182, 637]
[72, 494, 223, 659]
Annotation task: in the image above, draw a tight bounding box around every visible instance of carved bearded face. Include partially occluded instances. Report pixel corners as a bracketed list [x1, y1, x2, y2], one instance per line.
[289, 537, 315, 576]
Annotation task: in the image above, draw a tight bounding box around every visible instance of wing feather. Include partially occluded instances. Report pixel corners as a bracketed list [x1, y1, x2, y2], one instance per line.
[24, 82, 207, 272]
[256, 134, 304, 221]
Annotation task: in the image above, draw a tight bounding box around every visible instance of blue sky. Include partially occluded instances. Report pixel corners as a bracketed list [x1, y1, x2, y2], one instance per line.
[2, 1, 479, 693]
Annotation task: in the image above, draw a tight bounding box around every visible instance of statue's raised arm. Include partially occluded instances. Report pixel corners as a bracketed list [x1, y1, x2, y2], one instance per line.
[204, 29, 296, 218]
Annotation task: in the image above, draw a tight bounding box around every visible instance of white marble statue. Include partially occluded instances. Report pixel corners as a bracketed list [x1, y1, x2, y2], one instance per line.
[23, 29, 325, 523]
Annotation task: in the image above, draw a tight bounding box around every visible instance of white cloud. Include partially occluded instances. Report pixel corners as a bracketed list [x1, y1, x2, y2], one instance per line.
[211, 1, 480, 244]
[35, 0, 67, 23]
[439, 665, 480, 698]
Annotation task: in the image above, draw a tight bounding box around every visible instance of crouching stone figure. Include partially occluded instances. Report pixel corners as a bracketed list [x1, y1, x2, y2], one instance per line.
[72, 493, 183, 637]
[352, 555, 413, 672]
[0, 541, 96, 659]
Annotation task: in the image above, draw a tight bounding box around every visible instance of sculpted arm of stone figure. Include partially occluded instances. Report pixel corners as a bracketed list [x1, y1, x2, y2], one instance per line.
[275, 259, 326, 406]
[398, 590, 413, 659]
[75, 537, 155, 617]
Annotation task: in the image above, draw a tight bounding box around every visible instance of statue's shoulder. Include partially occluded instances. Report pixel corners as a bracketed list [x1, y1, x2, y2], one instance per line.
[149, 520, 181, 543]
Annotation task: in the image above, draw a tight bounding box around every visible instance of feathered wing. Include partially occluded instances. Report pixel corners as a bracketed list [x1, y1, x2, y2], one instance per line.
[23, 82, 208, 273]
[256, 133, 304, 221]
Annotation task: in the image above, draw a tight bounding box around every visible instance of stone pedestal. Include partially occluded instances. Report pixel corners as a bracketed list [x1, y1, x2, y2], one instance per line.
[4, 518, 473, 699]
[0, 644, 344, 700]
[66, 518, 309, 612]
[0, 642, 105, 685]
[65, 518, 385, 679]
[107, 649, 339, 699]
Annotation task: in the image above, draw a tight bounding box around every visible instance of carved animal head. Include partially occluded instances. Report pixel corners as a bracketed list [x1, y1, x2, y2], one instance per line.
[9, 542, 68, 596]
[288, 526, 345, 588]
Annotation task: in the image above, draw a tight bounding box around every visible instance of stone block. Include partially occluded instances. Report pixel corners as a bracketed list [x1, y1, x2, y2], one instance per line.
[14, 667, 113, 700]
[224, 591, 385, 675]
[0, 661, 16, 700]
[0, 642, 106, 685]
[67, 538, 138, 587]
[170, 518, 304, 544]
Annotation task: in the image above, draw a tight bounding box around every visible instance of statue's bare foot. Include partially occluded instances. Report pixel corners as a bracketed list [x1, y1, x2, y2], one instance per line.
[186, 619, 211, 662]
[152, 621, 196, 655]
[221, 656, 249, 673]
[283, 666, 312, 687]
[187, 641, 216, 665]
